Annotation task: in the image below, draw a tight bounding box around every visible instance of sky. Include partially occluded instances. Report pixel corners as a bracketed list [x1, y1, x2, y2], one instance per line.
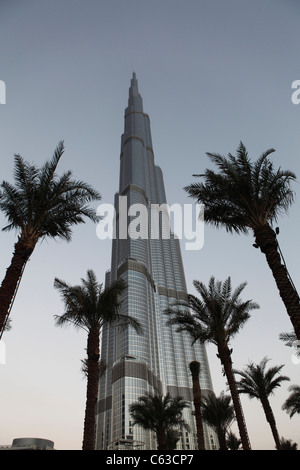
[0, 0, 300, 450]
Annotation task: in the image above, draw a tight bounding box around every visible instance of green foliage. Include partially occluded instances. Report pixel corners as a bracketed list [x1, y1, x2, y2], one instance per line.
[282, 385, 300, 418]
[0, 141, 101, 241]
[226, 431, 242, 450]
[129, 392, 189, 449]
[279, 437, 298, 450]
[201, 391, 235, 449]
[54, 270, 141, 333]
[184, 142, 296, 233]
[235, 357, 290, 400]
[166, 276, 259, 348]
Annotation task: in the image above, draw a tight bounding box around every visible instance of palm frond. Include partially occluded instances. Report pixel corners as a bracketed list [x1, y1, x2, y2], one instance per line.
[0, 142, 102, 241]
[184, 142, 296, 233]
[54, 271, 142, 335]
[166, 276, 259, 350]
[235, 357, 290, 399]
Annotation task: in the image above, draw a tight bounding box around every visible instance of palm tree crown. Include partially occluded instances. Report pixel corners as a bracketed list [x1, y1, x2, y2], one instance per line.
[0, 140, 101, 242]
[201, 392, 235, 450]
[226, 431, 242, 450]
[167, 276, 259, 348]
[129, 392, 189, 450]
[54, 270, 141, 333]
[235, 357, 290, 400]
[282, 385, 300, 418]
[279, 438, 298, 450]
[184, 141, 295, 234]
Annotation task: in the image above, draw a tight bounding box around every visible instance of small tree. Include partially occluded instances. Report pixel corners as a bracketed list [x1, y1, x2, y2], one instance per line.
[226, 431, 242, 450]
[279, 438, 298, 450]
[201, 392, 235, 450]
[129, 392, 190, 450]
[235, 357, 290, 450]
[282, 385, 300, 418]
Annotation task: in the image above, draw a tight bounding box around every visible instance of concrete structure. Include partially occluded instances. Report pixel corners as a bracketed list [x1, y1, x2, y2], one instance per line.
[0, 437, 55, 450]
[95, 74, 216, 450]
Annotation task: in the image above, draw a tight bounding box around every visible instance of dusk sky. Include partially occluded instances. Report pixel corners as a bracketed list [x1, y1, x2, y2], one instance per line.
[0, 0, 300, 450]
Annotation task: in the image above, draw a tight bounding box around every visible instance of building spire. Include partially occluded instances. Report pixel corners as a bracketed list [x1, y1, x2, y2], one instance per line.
[127, 71, 143, 112]
[130, 71, 138, 92]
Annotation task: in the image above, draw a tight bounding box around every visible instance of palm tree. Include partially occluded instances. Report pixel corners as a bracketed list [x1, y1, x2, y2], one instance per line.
[189, 361, 205, 449]
[279, 331, 300, 363]
[235, 357, 290, 450]
[184, 142, 300, 339]
[129, 392, 190, 450]
[282, 385, 300, 418]
[54, 270, 141, 450]
[226, 431, 242, 450]
[279, 438, 298, 450]
[201, 392, 235, 450]
[0, 141, 101, 335]
[167, 276, 259, 450]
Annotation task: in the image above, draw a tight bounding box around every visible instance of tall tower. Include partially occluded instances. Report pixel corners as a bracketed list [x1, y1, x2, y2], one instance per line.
[95, 74, 216, 450]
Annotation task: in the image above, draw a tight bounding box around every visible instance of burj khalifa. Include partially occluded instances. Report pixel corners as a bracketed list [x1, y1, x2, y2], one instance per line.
[95, 73, 216, 450]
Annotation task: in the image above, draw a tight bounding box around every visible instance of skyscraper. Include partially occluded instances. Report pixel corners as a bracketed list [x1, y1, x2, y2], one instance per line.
[95, 73, 216, 450]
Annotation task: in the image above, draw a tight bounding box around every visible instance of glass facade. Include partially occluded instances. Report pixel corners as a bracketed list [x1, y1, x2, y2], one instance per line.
[95, 74, 217, 450]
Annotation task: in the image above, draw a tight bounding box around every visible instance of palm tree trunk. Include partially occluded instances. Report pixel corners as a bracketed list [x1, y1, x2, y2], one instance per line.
[82, 327, 100, 450]
[157, 429, 167, 450]
[216, 428, 228, 450]
[254, 224, 300, 340]
[192, 380, 206, 450]
[260, 396, 282, 450]
[190, 361, 206, 450]
[0, 237, 34, 334]
[218, 346, 251, 450]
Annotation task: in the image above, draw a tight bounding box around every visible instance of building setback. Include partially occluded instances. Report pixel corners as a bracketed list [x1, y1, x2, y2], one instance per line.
[95, 73, 216, 450]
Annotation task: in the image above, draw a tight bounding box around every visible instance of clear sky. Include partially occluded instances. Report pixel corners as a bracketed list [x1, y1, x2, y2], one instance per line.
[0, 0, 299, 450]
